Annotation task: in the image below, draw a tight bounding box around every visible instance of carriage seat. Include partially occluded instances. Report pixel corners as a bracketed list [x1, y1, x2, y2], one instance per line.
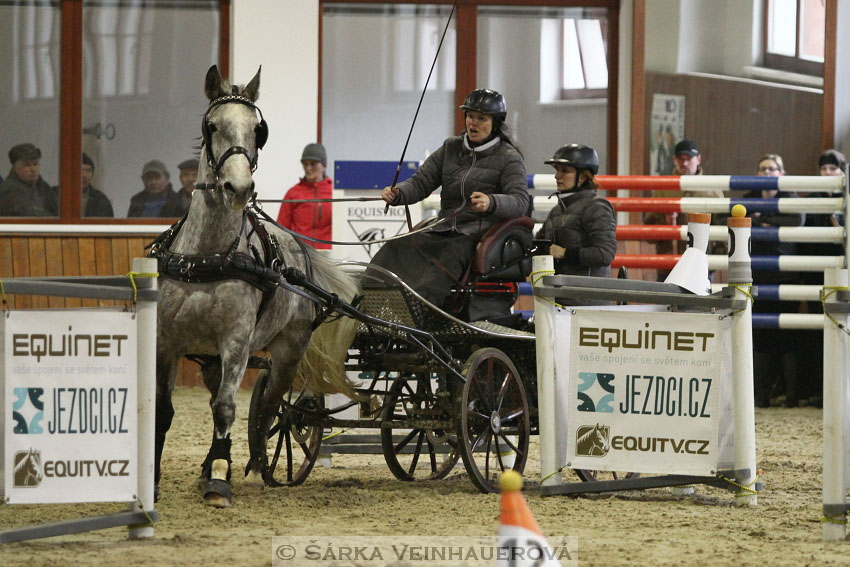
[471, 216, 535, 282]
[451, 216, 535, 323]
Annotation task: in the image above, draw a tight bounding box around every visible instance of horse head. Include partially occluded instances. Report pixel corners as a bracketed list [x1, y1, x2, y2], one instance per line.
[200, 64, 267, 211]
[593, 423, 609, 453]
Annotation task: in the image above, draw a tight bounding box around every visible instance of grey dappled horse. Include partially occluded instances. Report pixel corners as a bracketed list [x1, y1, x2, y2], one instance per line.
[154, 65, 358, 507]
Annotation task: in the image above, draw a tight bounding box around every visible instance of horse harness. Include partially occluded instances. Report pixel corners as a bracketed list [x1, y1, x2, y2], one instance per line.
[148, 210, 317, 324]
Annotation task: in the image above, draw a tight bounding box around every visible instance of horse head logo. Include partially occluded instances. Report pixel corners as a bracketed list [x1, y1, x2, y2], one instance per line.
[575, 424, 610, 457]
[13, 448, 43, 487]
[358, 227, 386, 257]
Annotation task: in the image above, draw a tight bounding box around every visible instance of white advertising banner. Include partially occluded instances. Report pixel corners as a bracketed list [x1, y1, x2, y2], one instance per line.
[2, 311, 138, 503]
[557, 309, 731, 476]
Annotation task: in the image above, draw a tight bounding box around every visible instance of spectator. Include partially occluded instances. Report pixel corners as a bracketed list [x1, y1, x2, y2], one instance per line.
[645, 139, 724, 280]
[276, 144, 332, 249]
[127, 159, 177, 218]
[793, 149, 847, 407]
[370, 88, 530, 308]
[746, 153, 804, 407]
[161, 158, 199, 217]
[0, 143, 58, 217]
[80, 152, 114, 217]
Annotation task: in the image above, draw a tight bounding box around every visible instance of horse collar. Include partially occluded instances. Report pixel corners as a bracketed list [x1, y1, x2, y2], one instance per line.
[148, 210, 282, 322]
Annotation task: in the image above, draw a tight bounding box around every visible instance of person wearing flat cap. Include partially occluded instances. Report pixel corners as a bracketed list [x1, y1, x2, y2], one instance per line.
[276, 143, 333, 249]
[127, 159, 177, 217]
[645, 139, 724, 279]
[80, 152, 114, 217]
[0, 142, 58, 217]
[160, 158, 199, 217]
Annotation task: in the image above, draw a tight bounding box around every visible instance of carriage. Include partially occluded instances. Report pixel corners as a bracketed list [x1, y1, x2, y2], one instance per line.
[153, 65, 608, 506]
[248, 254, 538, 494]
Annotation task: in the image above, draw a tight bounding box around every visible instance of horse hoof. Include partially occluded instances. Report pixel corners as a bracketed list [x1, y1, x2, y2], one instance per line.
[244, 469, 265, 488]
[202, 459, 232, 507]
[203, 479, 232, 508]
[204, 492, 232, 508]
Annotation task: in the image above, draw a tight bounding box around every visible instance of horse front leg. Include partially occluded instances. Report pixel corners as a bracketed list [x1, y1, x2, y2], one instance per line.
[200, 348, 249, 508]
[154, 355, 178, 502]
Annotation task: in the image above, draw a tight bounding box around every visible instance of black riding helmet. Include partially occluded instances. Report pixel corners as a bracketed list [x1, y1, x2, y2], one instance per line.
[545, 144, 599, 175]
[459, 88, 507, 121]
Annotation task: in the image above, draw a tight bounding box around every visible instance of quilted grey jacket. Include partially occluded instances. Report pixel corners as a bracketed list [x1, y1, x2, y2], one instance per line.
[535, 188, 617, 277]
[393, 134, 530, 236]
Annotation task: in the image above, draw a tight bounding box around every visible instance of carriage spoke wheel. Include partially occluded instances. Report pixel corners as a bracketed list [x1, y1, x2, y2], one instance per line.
[458, 348, 530, 494]
[248, 370, 324, 487]
[380, 374, 459, 481]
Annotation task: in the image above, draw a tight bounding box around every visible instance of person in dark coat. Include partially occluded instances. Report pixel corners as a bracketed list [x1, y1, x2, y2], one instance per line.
[127, 159, 177, 218]
[747, 153, 804, 407]
[80, 152, 114, 217]
[0, 143, 58, 217]
[160, 158, 198, 217]
[371, 88, 530, 308]
[791, 149, 847, 406]
[535, 144, 617, 305]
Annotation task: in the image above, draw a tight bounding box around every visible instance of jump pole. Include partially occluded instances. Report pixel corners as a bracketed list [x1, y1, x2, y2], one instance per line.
[822, 267, 849, 540]
[129, 258, 158, 540]
[727, 209, 757, 506]
[532, 255, 561, 488]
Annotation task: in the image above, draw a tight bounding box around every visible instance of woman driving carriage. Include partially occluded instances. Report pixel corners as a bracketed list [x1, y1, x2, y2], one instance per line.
[370, 88, 530, 308]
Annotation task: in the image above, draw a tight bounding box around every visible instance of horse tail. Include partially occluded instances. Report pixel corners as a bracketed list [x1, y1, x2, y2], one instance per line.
[293, 249, 360, 398]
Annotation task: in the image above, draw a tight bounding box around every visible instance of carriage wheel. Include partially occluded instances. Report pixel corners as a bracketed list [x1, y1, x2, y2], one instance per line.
[380, 374, 460, 481]
[248, 370, 324, 487]
[573, 469, 640, 482]
[457, 348, 530, 494]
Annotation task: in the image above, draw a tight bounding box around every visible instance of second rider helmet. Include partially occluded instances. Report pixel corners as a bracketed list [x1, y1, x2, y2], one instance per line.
[459, 89, 507, 121]
[544, 144, 599, 175]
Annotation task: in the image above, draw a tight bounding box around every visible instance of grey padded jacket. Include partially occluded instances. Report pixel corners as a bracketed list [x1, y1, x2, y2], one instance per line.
[392, 134, 530, 236]
[535, 188, 617, 277]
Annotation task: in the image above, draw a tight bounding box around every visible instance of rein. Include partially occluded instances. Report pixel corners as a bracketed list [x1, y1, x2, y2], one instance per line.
[248, 199, 469, 248]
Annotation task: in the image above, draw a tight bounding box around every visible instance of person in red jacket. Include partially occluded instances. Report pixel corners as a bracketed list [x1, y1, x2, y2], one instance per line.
[276, 143, 332, 249]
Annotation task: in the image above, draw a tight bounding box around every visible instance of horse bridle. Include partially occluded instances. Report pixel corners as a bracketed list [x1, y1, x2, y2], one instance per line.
[196, 92, 268, 190]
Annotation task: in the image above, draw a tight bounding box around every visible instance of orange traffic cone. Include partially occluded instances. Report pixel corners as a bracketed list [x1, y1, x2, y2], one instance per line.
[497, 470, 564, 566]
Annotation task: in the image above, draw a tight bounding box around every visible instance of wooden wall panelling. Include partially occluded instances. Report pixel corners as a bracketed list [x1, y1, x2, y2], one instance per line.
[61, 237, 82, 308]
[44, 237, 66, 309]
[644, 72, 821, 176]
[94, 237, 115, 307]
[78, 237, 98, 307]
[1, 236, 15, 309]
[27, 237, 49, 309]
[128, 238, 148, 266]
[11, 238, 31, 309]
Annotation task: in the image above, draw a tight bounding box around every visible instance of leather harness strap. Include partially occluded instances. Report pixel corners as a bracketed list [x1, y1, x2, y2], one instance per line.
[147, 210, 313, 324]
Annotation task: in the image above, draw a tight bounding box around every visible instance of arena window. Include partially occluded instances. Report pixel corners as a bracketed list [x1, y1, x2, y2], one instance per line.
[763, 0, 825, 77]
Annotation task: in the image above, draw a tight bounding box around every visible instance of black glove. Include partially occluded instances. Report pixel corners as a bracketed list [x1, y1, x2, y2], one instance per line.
[563, 246, 581, 264]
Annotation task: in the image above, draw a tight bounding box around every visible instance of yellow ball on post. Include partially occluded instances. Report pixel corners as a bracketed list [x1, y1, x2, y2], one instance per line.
[500, 469, 524, 492]
[731, 204, 747, 218]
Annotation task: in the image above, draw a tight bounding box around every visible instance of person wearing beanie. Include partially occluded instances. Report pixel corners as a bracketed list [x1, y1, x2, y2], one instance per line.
[370, 88, 530, 309]
[127, 159, 177, 217]
[160, 158, 199, 217]
[793, 148, 848, 407]
[80, 152, 114, 217]
[0, 142, 58, 217]
[819, 148, 846, 176]
[276, 143, 333, 249]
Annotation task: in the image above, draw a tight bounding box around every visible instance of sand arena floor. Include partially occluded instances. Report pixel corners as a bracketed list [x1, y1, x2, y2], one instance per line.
[1, 386, 848, 567]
